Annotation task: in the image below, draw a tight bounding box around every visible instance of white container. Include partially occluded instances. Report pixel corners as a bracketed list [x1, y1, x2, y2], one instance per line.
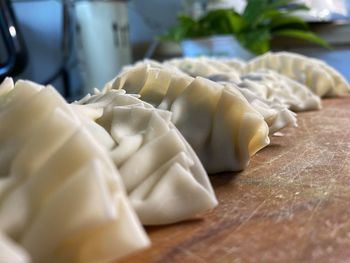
[75, 0, 131, 93]
[181, 35, 254, 60]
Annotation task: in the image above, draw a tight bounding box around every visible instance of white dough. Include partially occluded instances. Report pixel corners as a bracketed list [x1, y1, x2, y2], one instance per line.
[106, 64, 270, 173]
[0, 231, 30, 263]
[239, 70, 322, 112]
[220, 81, 297, 134]
[76, 91, 218, 225]
[0, 77, 15, 97]
[216, 57, 246, 72]
[165, 56, 241, 82]
[242, 52, 350, 97]
[0, 79, 149, 262]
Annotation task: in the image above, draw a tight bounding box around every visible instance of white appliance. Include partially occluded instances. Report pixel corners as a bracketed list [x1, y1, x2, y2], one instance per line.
[75, 0, 131, 93]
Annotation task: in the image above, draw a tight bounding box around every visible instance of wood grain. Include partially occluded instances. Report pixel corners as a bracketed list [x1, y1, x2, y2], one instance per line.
[118, 96, 350, 263]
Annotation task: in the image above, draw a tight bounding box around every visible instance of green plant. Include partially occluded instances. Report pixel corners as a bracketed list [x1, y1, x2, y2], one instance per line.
[162, 0, 329, 54]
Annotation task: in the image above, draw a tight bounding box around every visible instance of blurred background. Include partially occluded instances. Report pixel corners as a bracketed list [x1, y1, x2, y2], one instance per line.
[1, 0, 350, 100]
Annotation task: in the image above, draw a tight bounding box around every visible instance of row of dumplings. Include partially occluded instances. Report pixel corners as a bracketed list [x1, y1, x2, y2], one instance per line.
[105, 51, 349, 174]
[0, 51, 349, 262]
[0, 78, 217, 262]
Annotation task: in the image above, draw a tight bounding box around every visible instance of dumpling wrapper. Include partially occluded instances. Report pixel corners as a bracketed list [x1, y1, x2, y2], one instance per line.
[0, 77, 15, 97]
[0, 82, 68, 177]
[76, 91, 218, 225]
[165, 56, 241, 82]
[172, 79, 269, 172]
[20, 160, 148, 263]
[0, 79, 150, 262]
[219, 81, 297, 134]
[216, 57, 246, 72]
[0, 231, 30, 263]
[112, 62, 192, 107]
[242, 52, 350, 97]
[239, 70, 322, 112]
[106, 65, 270, 172]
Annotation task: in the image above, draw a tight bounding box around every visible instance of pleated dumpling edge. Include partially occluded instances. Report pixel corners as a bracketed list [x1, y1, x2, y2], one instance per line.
[0, 78, 150, 263]
[105, 63, 271, 173]
[75, 90, 218, 225]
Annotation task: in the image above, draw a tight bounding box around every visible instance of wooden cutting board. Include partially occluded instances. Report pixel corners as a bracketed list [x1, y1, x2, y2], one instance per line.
[119, 96, 350, 263]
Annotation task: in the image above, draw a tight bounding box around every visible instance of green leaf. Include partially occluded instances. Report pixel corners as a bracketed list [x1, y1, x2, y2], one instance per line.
[160, 0, 327, 53]
[260, 9, 283, 20]
[243, 0, 304, 25]
[178, 15, 196, 27]
[225, 12, 245, 33]
[161, 28, 181, 42]
[238, 27, 271, 54]
[160, 14, 202, 42]
[270, 15, 308, 30]
[272, 29, 331, 48]
[199, 9, 230, 34]
[199, 9, 230, 24]
[243, 0, 269, 26]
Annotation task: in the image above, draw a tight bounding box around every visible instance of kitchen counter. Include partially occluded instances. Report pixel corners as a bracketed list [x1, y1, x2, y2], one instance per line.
[119, 95, 350, 263]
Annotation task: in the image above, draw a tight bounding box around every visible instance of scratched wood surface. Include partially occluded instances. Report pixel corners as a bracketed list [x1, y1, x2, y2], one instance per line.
[119, 96, 350, 263]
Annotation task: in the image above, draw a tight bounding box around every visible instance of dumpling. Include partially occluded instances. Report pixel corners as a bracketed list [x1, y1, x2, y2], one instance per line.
[70, 104, 116, 150]
[0, 79, 42, 113]
[111, 62, 192, 107]
[220, 81, 297, 134]
[75, 90, 218, 225]
[238, 70, 322, 112]
[74, 89, 154, 131]
[309, 56, 350, 97]
[0, 79, 150, 263]
[215, 57, 246, 72]
[0, 81, 63, 176]
[242, 52, 350, 97]
[105, 65, 270, 173]
[208, 68, 321, 112]
[165, 56, 241, 82]
[207, 72, 298, 134]
[0, 231, 30, 263]
[0, 77, 15, 97]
